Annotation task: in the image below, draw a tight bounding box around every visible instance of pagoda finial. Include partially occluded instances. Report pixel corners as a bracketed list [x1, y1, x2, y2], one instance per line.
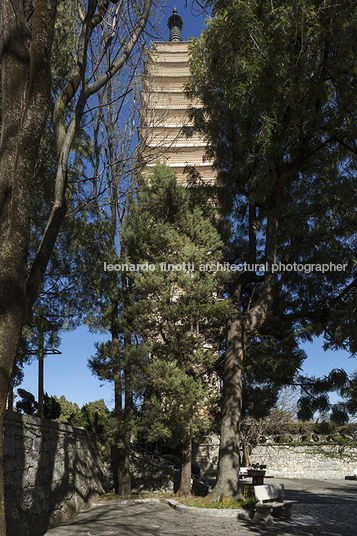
[167, 7, 183, 42]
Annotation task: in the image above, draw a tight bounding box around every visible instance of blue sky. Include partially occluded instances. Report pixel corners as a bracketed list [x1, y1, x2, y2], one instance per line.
[16, 4, 357, 412]
[156, 1, 208, 41]
[17, 328, 357, 411]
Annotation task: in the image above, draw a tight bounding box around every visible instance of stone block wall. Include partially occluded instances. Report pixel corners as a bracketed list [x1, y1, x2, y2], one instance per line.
[130, 451, 178, 493]
[193, 435, 357, 479]
[102, 451, 178, 495]
[250, 444, 357, 479]
[192, 435, 220, 478]
[4, 411, 104, 536]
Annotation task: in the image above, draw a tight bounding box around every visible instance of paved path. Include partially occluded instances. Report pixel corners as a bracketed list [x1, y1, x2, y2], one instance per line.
[41, 479, 357, 536]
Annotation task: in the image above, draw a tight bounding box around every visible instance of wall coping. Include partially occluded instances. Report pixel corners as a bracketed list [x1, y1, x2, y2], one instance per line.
[4, 410, 95, 437]
[194, 433, 357, 447]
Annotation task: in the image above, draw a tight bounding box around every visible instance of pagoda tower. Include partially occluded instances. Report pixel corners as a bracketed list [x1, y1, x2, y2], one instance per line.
[140, 9, 215, 185]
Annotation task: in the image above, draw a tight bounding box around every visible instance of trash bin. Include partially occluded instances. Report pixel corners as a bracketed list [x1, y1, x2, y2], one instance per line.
[243, 484, 255, 499]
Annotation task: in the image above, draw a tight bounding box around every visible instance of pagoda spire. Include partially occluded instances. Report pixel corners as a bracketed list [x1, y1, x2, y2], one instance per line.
[167, 7, 183, 42]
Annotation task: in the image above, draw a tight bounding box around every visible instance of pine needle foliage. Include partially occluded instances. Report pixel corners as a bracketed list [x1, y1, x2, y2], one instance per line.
[124, 163, 230, 494]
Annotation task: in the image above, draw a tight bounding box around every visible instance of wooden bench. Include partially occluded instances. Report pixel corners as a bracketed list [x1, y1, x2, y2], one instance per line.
[253, 483, 297, 523]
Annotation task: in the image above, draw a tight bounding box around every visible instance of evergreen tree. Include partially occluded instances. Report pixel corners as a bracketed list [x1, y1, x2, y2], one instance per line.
[85, 52, 156, 496]
[16, 389, 61, 420]
[124, 163, 230, 495]
[16, 390, 38, 417]
[187, 0, 357, 499]
[53, 395, 80, 423]
[68, 399, 112, 439]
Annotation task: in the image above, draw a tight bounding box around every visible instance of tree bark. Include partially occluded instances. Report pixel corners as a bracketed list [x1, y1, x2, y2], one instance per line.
[241, 441, 251, 468]
[6, 382, 14, 412]
[0, 410, 5, 536]
[112, 309, 133, 497]
[0, 1, 57, 532]
[117, 325, 134, 496]
[38, 328, 44, 419]
[112, 324, 126, 495]
[208, 205, 279, 501]
[177, 429, 192, 497]
[208, 317, 244, 500]
[117, 431, 131, 496]
[117, 365, 133, 496]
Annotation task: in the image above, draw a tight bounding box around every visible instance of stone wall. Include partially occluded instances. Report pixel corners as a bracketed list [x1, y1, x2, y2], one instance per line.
[130, 451, 178, 493]
[4, 410, 104, 536]
[192, 435, 220, 478]
[250, 444, 357, 479]
[102, 451, 177, 495]
[193, 435, 357, 479]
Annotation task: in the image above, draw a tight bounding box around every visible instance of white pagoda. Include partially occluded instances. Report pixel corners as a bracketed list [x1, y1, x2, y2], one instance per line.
[140, 8, 216, 185]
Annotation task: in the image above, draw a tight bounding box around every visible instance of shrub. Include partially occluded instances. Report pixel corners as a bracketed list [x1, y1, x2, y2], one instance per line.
[275, 435, 293, 444]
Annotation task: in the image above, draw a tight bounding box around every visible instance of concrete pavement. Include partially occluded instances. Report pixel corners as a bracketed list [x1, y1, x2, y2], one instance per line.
[41, 479, 357, 536]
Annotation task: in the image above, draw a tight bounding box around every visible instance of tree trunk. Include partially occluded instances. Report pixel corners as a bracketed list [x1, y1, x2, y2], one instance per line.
[38, 329, 44, 419]
[240, 435, 251, 468]
[6, 381, 14, 412]
[117, 374, 133, 496]
[208, 316, 244, 501]
[0, 409, 6, 536]
[114, 371, 132, 496]
[207, 203, 279, 501]
[113, 314, 133, 497]
[0, 1, 57, 532]
[177, 429, 192, 496]
[118, 346, 134, 496]
[117, 432, 131, 496]
[112, 327, 129, 496]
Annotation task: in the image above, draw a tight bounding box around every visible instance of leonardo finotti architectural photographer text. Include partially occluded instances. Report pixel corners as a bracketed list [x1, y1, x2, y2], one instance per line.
[103, 261, 347, 274]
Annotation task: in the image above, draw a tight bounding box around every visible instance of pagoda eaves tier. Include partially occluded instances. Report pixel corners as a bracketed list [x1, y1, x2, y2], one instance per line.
[140, 41, 216, 186]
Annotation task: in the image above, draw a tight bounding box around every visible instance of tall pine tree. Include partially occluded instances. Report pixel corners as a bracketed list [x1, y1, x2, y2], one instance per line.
[187, 0, 357, 499]
[124, 163, 230, 495]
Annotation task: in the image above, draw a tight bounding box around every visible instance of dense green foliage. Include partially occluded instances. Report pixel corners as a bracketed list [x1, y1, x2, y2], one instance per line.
[242, 325, 306, 420]
[53, 394, 80, 423]
[187, 0, 357, 423]
[68, 399, 116, 444]
[124, 164, 230, 447]
[121, 163, 233, 494]
[185, 0, 357, 498]
[16, 389, 61, 420]
[16, 391, 115, 445]
[262, 420, 357, 438]
[11, 0, 357, 500]
[88, 164, 230, 465]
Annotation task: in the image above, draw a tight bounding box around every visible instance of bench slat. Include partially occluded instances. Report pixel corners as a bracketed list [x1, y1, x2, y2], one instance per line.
[254, 483, 285, 502]
[253, 483, 297, 523]
[256, 501, 285, 508]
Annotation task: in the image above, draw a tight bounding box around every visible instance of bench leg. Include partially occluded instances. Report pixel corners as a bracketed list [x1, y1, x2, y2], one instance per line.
[282, 504, 293, 519]
[253, 507, 273, 523]
[272, 504, 294, 519]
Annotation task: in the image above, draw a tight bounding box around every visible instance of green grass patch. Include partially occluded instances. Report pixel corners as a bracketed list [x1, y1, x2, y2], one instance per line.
[97, 491, 255, 510]
[175, 495, 255, 509]
[98, 493, 118, 501]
